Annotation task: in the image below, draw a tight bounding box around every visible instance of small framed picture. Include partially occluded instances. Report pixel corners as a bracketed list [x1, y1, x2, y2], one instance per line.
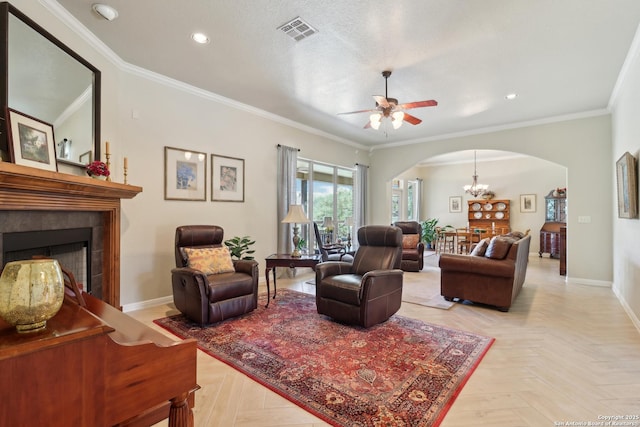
[616, 152, 638, 219]
[79, 150, 92, 164]
[449, 196, 462, 213]
[211, 154, 245, 202]
[164, 146, 207, 201]
[520, 194, 536, 213]
[6, 108, 58, 171]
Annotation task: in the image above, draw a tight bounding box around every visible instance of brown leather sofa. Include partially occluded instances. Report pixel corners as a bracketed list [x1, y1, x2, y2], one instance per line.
[171, 225, 259, 325]
[315, 225, 403, 328]
[393, 221, 425, 272]
[438, 234, 531, 312]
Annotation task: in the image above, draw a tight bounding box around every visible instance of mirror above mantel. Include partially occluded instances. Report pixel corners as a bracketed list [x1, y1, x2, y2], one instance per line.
[0, 2, 101, 170]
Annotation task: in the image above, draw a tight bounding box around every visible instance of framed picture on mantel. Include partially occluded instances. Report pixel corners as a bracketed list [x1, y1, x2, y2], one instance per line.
[6, 108, 58, 172]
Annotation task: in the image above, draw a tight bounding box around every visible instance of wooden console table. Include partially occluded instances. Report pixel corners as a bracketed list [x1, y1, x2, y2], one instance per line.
[0, 293, 198, 427]
[264, 254, 322, 307]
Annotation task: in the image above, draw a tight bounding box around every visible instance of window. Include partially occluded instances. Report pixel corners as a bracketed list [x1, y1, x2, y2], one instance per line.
[391, 179, 420, 223]
[296, 159, 354, 253]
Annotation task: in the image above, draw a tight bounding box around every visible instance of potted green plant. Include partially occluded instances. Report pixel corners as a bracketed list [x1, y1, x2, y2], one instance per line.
[421, 218, 439, 249]
[223, 236, 256, 260]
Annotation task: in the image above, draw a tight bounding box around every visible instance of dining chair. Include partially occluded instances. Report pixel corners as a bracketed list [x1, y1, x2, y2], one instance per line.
[456, 228, 474, 254]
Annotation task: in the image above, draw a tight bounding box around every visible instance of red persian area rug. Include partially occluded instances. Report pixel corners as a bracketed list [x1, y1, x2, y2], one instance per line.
[154, 289, 494, 427]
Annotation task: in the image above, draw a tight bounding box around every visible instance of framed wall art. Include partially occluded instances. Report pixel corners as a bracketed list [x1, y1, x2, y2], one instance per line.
[616, 151, 638, 219]
[449, 196, 462, 213]
[164, 146, 207, 201]
[520, 194, 536, 213]
[211, 154, 244, 202]
[6, 108, 58, 171]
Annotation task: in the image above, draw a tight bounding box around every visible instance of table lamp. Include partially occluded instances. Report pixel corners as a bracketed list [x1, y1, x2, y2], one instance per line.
[282, 205, 310, 257]
[322, 216, 334, 244]
[345, 216, 354, 249]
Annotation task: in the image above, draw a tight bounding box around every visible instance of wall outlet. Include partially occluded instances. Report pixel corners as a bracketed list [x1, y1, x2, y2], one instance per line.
[577, 216, 591, 223]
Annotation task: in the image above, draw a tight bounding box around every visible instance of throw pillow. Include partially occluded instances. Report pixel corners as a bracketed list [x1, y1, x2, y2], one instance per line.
[184, 246, 235, 274]
[470, 238, 490, 256]
[402, 234, 420, 249]
[484, 236, 515, 260]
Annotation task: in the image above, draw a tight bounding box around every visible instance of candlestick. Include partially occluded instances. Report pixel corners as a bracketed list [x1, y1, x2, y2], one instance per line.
[105, 141, 110, 155]
[105, 152, 111, 182]
[124, 157, 128, 184]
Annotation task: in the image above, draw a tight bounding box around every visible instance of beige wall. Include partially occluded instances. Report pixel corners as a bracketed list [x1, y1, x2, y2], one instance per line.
[370, 115, 614, 285]
[404, 155, 566, 255]
[9, 1, 369, 306]
[611, 30, 640, 328]
[10, 1, 639, 328]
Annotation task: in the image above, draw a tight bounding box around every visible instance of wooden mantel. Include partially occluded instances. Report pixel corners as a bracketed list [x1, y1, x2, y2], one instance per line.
[0, 162, 142, 309]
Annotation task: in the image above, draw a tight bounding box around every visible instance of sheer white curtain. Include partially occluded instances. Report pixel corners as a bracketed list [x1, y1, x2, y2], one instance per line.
[277, 145, 298, 255]
[415, 178, 423, 221]
[353, 163, 368, 242]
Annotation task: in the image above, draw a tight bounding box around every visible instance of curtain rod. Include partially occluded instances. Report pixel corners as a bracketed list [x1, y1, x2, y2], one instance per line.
[277, 144, 300, 151]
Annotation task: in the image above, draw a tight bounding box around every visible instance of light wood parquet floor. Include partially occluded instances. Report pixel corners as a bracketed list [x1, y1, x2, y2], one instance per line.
[131, 254, 640, 427]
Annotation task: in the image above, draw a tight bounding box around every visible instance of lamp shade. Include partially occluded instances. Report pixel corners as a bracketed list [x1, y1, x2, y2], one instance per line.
[282, 205, 310, 223]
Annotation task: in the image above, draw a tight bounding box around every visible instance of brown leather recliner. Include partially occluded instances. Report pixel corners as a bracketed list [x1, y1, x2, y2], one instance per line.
[393, 221, 425, 272]
[171, 225, 259, 325]
[315, 225, 403, 328]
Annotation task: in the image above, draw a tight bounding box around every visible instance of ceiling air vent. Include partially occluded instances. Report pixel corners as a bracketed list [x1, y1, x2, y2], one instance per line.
[277, 17, 318, 42]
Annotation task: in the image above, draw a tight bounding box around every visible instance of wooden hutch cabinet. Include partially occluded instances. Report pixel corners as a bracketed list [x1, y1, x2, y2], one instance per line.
[468, 199, 510, 232]
[539, 189, 567, 258]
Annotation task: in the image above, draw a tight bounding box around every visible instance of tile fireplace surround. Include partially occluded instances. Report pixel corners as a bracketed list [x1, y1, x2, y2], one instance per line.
[0, 162, 142, 309]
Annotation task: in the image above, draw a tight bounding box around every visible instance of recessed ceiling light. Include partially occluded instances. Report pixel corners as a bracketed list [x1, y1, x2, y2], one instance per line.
[191, 32, 210, 44]
[92, 4, 118, 21]
[505, 93, 518, 100]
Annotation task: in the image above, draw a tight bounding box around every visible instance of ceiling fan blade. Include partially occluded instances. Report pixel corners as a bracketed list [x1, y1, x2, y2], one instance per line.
[397, 100, 438, 110]
[373, 95, 389, 108]
[338, 108, 378, 115]
[403, 113, 422, 125]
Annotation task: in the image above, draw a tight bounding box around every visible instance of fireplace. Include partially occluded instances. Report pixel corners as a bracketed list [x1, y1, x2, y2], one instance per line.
[1, 224, 99, 297]
[0, 162, 142, 309]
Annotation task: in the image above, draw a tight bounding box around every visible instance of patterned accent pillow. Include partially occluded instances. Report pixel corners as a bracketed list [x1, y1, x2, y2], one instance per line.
[184, 247, 235, 274]
[402, 234, 420, 249]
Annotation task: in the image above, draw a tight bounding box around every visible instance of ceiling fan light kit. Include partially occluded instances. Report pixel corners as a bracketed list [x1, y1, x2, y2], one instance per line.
[338, 70, 437, 131]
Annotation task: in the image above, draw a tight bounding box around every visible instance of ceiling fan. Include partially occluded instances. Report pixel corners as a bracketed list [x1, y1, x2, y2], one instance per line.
[338, 70, 438, 130]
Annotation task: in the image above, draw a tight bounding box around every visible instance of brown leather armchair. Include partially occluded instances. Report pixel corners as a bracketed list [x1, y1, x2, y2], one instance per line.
[315, 225, 403, 328]
[393, 221, 425, 272]
[171, 225, 259, 325]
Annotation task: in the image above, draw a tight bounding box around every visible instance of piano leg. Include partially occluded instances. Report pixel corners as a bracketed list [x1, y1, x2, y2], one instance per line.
[169, 392, 194, 427]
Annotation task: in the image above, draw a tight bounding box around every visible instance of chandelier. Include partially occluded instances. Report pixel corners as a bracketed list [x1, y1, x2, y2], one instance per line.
[463, 151, 489, 197]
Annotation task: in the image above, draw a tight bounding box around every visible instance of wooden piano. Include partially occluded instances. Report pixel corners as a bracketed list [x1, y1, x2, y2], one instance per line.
[0, 291, 198, 427]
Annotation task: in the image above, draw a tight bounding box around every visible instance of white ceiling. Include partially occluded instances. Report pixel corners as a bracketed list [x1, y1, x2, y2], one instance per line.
[54, 0, 640, 149]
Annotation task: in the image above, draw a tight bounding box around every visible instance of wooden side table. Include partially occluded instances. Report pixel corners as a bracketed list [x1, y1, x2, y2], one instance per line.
[264, 254, 321, 307]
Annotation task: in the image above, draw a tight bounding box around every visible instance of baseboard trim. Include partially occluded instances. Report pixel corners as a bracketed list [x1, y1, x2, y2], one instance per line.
[612, 285, 640, 334]
[565, 276, 612, 287]
[123, 295, 173, 313]
[122, 277, 270, 313]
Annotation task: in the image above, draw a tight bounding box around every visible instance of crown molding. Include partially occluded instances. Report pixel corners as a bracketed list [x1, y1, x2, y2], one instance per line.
[39, 0, 365, 150]
[609, 21, 640, 108]
[369, 109, 610, 152]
